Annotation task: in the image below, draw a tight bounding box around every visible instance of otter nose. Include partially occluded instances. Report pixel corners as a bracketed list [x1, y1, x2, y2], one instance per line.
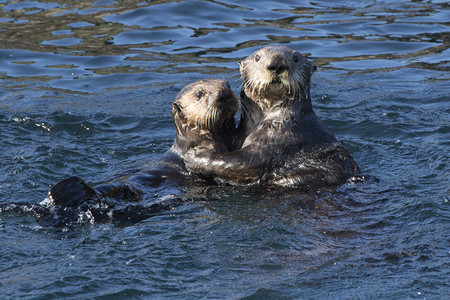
[267, 58, 288, 75]
[217, 82, 231, 99]
[218, 88, 231, 102]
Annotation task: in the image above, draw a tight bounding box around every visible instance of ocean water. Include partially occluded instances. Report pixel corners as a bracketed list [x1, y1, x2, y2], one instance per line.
[0, 0, 449, 298]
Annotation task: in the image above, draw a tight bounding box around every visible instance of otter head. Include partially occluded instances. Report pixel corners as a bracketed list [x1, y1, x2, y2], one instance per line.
[171, 79, 239, 153]
[239, 45, 316, 112]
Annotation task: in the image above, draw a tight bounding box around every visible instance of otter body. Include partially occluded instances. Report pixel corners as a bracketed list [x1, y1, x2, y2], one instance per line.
[185, 46, 359, 189]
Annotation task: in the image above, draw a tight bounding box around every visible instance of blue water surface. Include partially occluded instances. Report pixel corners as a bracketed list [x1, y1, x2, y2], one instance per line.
[0, 0, 449, 299]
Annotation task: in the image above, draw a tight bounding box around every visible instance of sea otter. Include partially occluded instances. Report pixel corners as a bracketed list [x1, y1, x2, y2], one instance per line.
[38, 79, 239, 226]
[184, 46, 360, 190]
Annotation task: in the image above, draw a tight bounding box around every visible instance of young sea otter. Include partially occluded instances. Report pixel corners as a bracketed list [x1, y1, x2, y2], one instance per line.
[40, 79, 239, 226]
[185, 46, 360, 190]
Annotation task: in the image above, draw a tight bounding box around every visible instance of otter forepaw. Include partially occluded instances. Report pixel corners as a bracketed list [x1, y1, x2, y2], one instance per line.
[183, 147, 212, 174]
[48, 176, 98, 207]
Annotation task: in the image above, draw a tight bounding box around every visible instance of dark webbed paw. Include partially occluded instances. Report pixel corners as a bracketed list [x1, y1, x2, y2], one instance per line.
[48, 176, 98, 207]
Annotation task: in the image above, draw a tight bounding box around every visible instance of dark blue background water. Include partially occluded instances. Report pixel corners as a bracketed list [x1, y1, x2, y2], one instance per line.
[1, 0, 448, 298]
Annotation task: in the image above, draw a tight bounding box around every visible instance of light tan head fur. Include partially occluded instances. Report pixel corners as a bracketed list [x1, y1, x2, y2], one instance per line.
[239, 45, 316, 111]
[172, 79, 238, 132]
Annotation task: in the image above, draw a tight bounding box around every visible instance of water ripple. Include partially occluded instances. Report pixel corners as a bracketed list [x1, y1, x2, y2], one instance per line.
[0, 0, 449, 299]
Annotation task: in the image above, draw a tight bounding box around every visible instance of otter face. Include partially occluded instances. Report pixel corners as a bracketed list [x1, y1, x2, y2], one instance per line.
[172, 79, 238, 131]
[239, 46, 316, 105]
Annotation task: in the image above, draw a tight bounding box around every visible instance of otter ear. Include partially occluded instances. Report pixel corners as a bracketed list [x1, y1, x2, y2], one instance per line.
[172, 103, 185, 134]
[171, 102, 182, 118]
[238, 60, 247, 72]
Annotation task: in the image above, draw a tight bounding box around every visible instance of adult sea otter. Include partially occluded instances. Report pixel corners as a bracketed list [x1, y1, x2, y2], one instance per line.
[31, 79, 239, 226]
[184, 46, 360, 190]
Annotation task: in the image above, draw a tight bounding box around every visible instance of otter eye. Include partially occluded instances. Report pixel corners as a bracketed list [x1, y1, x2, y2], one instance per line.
[293, 53, 299, 63]
[195, 90, 204, 99]
[255, 54, 260, 62]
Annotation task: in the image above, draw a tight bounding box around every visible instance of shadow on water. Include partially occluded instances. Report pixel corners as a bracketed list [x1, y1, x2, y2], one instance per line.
[0, 0, 449, 299]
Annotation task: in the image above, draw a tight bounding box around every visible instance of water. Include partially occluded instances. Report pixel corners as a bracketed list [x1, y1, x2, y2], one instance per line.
[1, 0, 449, 298]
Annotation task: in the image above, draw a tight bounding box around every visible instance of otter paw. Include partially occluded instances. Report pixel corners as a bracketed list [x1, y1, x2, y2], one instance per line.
[48, 176, 98, 207]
